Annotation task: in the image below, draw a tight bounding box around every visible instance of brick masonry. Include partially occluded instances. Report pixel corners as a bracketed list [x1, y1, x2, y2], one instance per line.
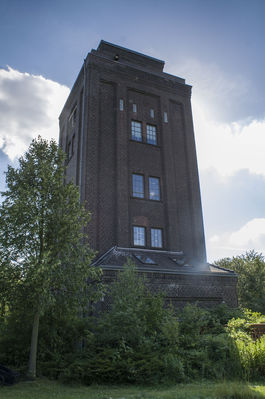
[59, 40, 238, 308]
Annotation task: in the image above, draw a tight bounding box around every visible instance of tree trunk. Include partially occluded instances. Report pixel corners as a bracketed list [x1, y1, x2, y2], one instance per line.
[27, 309, 40, 379]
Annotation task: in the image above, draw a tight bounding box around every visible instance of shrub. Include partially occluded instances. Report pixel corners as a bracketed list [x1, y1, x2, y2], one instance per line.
[227, 309, 265, 380]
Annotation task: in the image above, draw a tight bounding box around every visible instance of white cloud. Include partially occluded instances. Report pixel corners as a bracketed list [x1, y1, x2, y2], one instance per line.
[167, 57, 263, 124]
[229, 218, 265, 248]
[207, 218, 265, 261]
[0, 66, 70, 160]
[193, 100, 265, 177]
[167, 58, 265, 178]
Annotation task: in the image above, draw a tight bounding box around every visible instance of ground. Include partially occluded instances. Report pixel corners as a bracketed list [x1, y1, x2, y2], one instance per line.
[1, 379, 265, 399]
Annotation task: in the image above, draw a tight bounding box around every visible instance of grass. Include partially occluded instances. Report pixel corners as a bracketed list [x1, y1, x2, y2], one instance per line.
[0, 379, 265, 399]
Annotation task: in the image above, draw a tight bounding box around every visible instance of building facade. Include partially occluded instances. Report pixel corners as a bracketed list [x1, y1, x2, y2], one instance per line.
[59, 41, 237, 308]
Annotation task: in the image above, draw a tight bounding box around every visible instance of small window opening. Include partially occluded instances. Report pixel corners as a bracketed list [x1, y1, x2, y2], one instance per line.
[134, 254, 156, 265]
[120, 99, 124, 111]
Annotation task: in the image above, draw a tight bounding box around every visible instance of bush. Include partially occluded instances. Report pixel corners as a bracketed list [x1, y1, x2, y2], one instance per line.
[227, 310, 265, 380]
[177, 304, 242, 381]
[1, 261, 264, 384]
[60, 263, 185, 384]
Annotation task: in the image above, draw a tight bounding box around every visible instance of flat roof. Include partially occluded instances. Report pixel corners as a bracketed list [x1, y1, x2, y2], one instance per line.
[98, 40, 165, 66]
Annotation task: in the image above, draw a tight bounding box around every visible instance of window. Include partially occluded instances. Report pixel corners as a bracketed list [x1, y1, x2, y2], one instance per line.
[149, 177, 160, 200]
[150, 108, 154, 118]
[151, 228, 163, 248]
[134, 254, 156, 265]
[133, 226, 145, 247]
[170, 256, 185, 266]
[131, 121, 142, 142]
[69, 106, 77, 128]
[146, 124, 157, 145]
[132, 174, 144, 198]
[131, 121, 158, 146]
[164, 111, 168, 123]
[120, 99, 124, 111]
[133, 103, 137, 113]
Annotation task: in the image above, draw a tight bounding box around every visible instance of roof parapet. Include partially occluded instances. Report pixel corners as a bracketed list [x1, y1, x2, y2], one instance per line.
[95, 40, 165, 73]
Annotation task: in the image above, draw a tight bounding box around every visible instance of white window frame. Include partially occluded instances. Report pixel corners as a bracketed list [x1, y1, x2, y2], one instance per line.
[149, 177, 160, 201]
[133, 226, 146, 247]
[146, 124, 157, 145]
[132, 174, 144, 198]
[151, 228, 163, 248]
[131, 120, 142, 142]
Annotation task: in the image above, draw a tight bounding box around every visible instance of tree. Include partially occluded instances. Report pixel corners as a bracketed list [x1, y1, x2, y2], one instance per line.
[215, 251, 265, 313]
[60, 261, 184, 384]
[0, 136, 102, 378]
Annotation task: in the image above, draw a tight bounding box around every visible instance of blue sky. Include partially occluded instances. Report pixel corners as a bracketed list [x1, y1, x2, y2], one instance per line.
[1, 0, 265, 261]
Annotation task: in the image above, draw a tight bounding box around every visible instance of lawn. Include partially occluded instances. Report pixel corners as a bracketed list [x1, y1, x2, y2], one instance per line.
[1, 379, 265, 399]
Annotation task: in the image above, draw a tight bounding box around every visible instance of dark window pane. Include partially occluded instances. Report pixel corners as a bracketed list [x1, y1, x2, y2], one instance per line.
[131, 121, 142, 142]
[146, 124, 157, 145]
[120, 99, 124, 111]
[133, 226, 145, 246]
[149, 177, 160, 200]
[151, 228, 162, 248]
[132, 174, 144, 198]
[134, 254, 156, 264]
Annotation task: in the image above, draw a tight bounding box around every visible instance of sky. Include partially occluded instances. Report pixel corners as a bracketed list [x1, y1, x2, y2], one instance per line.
[0, 0, 265, 262]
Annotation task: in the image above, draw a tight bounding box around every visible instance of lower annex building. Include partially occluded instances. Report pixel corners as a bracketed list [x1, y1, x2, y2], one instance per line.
[59, 40, 237, 309]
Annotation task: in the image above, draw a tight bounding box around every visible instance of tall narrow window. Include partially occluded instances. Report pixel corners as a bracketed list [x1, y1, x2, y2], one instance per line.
[133, 103, 137, 113]
[132, 174, 144, 198]
[164, 111, 168, 123]
[151, 228, 163, 248]
[149, 177, 160, 200]
[150, 108, 154, 118]
[131, 121, 142, 142]
[133, 226, 146, 246]
[119, 99, 124, 111]
[146, 124, 157, 145]
[69, 106, 77, 128]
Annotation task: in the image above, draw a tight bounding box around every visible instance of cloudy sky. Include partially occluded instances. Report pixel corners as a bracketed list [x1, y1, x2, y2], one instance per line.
[1, 0, 265, 262]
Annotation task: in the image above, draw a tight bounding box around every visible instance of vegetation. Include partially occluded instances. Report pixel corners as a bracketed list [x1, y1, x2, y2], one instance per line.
[1, 379, 265, 399]
[53, 263, 264, 385]
[0, 137, 102, 378]
[0, 137, 264, 388]
[1, 259, 265, 385]
[215, 251, 265, 313]
[227, 310, 265, 380]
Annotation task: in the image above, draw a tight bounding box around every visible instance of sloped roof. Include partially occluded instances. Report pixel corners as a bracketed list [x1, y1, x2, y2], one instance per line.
[92, 247, 236, 277]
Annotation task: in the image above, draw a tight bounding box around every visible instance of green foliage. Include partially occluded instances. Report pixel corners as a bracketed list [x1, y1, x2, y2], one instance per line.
[33, 263, 263, 385]
[1, 238, 265, 384]
[177, 304, 242, 381]
[215, 251, 265, 313]
[1, 379, 265, 399]
[226, 309, 265, 380]
[60, 262, 184, 385]
[0, 136, 102, 376]
[0, 308, 32, 370]
[58, 263, 260, 385]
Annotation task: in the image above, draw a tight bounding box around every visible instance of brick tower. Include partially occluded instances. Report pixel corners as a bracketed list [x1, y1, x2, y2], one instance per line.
[59, 41, 237, 308]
